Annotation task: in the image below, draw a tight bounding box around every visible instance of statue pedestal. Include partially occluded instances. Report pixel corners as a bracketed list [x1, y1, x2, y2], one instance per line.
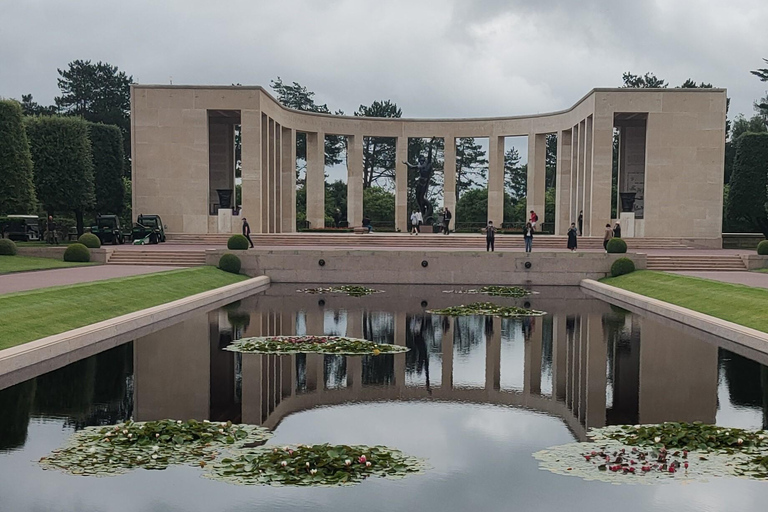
[619, 212, 635, 238]
[217, 209, 232, 234]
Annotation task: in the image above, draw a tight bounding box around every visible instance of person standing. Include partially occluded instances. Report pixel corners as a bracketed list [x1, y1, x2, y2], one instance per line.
[613, 220, 622, 239]
[362, 216, 373, 233]
[567, 222, 578, 251]
[578, 211, 583, 236]
[603, 223, 613, 251]
[242, 217, 254, 248]
[46, 216, 58, 245]
[523, 222, 534, 253]
[529, 210, 539, 231]
[442, 207, 452, 235]
[333, 208, 342, 228]
[483, 220, 498, 252]
[410, 210, 420, 235]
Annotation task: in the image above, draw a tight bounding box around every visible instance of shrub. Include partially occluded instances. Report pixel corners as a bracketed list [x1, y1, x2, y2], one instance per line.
[758, 240, 768, 255]
[78, 233, 101, 248]
[606, 238, 628, 253]
[227, 234, 250, 250]
[726, 133, 768, 238]
[63, 243, 91, 262]
[0, 100, 37, 214]
[218, 253, 241, 274]
[0, 238, 18, 256]
[611, 257, 636, 277]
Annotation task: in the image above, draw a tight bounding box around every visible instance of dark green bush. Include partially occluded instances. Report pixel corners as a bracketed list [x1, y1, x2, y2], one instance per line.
[0, 238, 18, 256]
[78, 233, 101, 248]
[218, 253, 242, 274]
[0, 100, 37, 214]
[227, 234, 250, 250]
[611, 257, 636, 277]
[606, 238, 628, 253]
[727, 133, 768, 238]
[758, 240, 768, 255]
[63, 243, 90, 262]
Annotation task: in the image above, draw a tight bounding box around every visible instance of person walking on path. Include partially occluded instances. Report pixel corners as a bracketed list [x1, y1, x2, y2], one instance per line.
[603, 223, 613, 251]
[363, 216, 373, 233]
[567, 222, 578, 251]
[442, 207, 452, 235]
[529, 210, 539, 231]
[410, 210, 420, 235]
[46, 216, 58, 245]
[613, 220, 622, 239]
[242, 218, 254, 248]
[523, 222, 534, 253]
[578, 211, 583, 236]
[482, 220, 498, 252]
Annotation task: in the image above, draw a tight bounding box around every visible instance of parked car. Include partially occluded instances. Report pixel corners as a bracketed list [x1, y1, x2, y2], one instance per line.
[91, 215, 125, 245]
[2, 215, 41, 241]
[132, 214, 166, 244]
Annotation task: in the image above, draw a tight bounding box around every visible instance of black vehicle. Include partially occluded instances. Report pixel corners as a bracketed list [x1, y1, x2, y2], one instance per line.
[91, 215, 125, 245]
[2, 215, 41, 242]
[132, 214, 166, 244]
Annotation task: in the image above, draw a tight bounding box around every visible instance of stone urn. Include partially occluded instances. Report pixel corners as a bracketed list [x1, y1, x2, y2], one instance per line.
[619, 192, 636, 213]
[216, 189, 233, 209]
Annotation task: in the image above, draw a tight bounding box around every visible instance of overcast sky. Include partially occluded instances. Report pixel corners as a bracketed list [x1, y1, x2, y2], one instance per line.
[2, 0, 767, 122]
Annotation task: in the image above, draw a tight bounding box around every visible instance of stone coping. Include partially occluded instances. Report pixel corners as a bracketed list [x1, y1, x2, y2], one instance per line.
[580, 279, 768, 356]
[0, 276, 270, 390]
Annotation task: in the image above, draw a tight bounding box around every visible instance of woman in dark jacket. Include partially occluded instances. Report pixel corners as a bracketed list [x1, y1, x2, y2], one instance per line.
[567, 223, 578, 251]
[523, 222, 534, 252]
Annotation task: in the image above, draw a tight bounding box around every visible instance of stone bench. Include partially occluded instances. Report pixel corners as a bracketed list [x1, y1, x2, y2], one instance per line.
[353, 227, 369, 234]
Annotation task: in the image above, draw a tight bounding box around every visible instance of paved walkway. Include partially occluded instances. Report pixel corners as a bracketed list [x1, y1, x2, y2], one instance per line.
[673, 271, 768, 290]
[0, 265, 180, 295]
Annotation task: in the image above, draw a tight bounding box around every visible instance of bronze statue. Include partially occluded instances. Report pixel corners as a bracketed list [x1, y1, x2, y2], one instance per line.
[403, 141, 435, 224]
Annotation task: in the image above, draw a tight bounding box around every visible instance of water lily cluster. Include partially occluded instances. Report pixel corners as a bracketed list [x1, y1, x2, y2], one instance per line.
[298, 285, 383, 297]
[39, 419, 272, 476]
[443, 286, 534, 298]
[427, 302, 546, 318]
[225, 336, 409, 355]
[208, 443, 425, 486]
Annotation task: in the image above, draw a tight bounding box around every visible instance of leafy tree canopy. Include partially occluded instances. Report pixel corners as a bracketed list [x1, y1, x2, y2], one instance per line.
[621, 72, 667, 88]
[751, 58, 768, 82]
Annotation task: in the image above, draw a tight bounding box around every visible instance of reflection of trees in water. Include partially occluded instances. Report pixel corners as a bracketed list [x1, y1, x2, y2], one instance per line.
[720, 349, 768, 428]
[296, 354, 307, 393]
[363, 311, 394, 344]
[324, 355, 347, 389]
[362, 354, 394, 386]
[453, 316, 487, 355]
[325, 310, 347, 336]
[0, 380, 36, 452]
[602, 312, 640, 426]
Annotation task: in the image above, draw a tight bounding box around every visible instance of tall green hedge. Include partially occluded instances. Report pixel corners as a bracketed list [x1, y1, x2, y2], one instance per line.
[726, 132, 768, 237]
[25, 116, 95, 233]
[88, 123, 125, 214]
[0, 100, 37, 214]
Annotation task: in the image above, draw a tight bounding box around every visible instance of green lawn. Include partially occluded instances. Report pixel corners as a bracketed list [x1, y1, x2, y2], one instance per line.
[756, 269, 768, 273]
[0, 255, 96, 274]
[601, 270, 768, 333]
[0, 267, 248, 350]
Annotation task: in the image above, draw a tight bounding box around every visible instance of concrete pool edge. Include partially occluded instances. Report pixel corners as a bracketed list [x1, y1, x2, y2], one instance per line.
[0, 275, 271, 390]
[580, 279, 768, 355]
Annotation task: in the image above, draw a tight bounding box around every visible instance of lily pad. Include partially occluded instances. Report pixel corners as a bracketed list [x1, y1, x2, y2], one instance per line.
[443, 286, 535, 298]
[298, 285, 383, 297]
[427, 301, 546, 318]
[225, 336, 409, 355]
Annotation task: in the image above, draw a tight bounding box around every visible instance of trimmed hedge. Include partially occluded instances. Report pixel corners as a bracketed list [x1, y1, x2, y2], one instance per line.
[606, 238, 628, 253]
[89, 123, 125, 215]
[78, 233, 101, 248]
[727, 132, 768, 237]
[611, 257, 636, 277]
[0, 100, 37, 214]
[63, 243, 91, 262]
[227, 234, 250, 250]
[758, 240, 768, 256]
[0, 238, 18, 256]
[218, 253, 242, 274]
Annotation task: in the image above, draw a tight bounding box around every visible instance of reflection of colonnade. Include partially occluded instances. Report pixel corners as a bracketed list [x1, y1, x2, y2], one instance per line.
[133, 289, 719, 441]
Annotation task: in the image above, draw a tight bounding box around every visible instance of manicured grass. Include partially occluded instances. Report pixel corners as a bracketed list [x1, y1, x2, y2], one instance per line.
[0, 267, 248, 350]
[0, 255, 96, 274]
[601, 270, 768, 333]
[756, 269, 768, 273]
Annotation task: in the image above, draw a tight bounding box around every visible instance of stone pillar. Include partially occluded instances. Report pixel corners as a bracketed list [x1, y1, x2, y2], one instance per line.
[487, 135, 504, 225]
[526, 133, 547, 229]
[590, 114, 615, 236]
[443, 136, 456, 230]
[582, 117, 593, 236]
[555, 130, 573, 235]
[306, 131, 325, 229]
[570, 123, 580, 225]
[576, 120, 586, 233]
[281, 127, 296, 233]
[395, 136, 408, 232]
[261, 115, 270, 234]
[241, 110, 262, 232]
[585, 314, 606, 428]
[272, 121, 280, 233]
[347, 134, 364, 229]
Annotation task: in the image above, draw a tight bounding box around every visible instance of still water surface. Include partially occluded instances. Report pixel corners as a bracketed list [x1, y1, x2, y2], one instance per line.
[0, 284, 767, 511]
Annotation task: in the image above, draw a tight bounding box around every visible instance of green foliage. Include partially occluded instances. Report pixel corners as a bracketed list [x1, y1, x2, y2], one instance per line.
[356, 100, 401, 188]
[731, 114, 767, 141]
[455, 137, 488, 204]
[324, 180, 347, 222]
[227, 234, 249, 250]
[757, 240, 768, 255]
[299, 285, 383, 297]
[726, 132, 768, 237]
[427, 302, 546, 318]
[603, 422, 767, 451]
[611, 257, 636, 277]
[78, 233, 101, 248]
[455, 188, 517, 225]
[88, 123, 125, 214]
[0, 239, 18, 256]
[445, 286, 532, 297]
[363, 186, 394, 222]
[63, 243, 90, 262]
[25, 116, 95, 218]
[225, 336, 409, 355]
[504, 147, 526, 200]
[751, 58, 768, 82]
[19, 94, 57, 116]
[218, 253, 242, 274]
[606, 238, 628, 253]
[0, 100, 37, 214]
[621, 72, 667, 88]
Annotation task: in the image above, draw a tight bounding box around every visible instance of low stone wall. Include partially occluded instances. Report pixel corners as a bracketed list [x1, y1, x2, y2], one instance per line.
[740, 254, 768, 270]
[206, 249, 647, 285]
[723, 233, 766, 250]
[15, 246, 112, 263]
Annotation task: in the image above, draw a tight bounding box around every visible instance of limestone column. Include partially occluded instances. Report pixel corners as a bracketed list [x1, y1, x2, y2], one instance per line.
[576, 120, 586, 234]
[306, 131, 325, 229]
[272, 122, 281, 233]
[485, 317, 501, 392]
[347, 134, 364, 229]
[240, 110, 262, 232]
[443, 136, 456, 230]
[261, 115, 270, 234]
[582, 117, 594, 235]
[590, 114, 615, 236]
[487, 135, 504, 225]
[395, 136, 408, 232]
[526, 133, 547, 229]
[555, 130, 573, 235]
[570, 123, 580, 225]
[585, 313, 607, 428]
[280, 127, 297, 233]
[524, 318, 543, 395]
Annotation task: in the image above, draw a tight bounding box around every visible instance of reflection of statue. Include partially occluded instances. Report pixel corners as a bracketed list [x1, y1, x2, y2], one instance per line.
[404, 142, 436, 224]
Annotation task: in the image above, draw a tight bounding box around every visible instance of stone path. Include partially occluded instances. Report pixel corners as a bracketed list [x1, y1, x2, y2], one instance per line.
[673, 271, 768, 290]
[0, 265, 180, 295]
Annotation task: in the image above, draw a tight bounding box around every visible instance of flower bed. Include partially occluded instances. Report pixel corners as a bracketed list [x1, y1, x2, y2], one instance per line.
[443, 286, 534, 298]
[225, 335, 409, 355]
[298, 285, 383, 297]
[427, 301, 546, 318]
[208, 443, 425, 486]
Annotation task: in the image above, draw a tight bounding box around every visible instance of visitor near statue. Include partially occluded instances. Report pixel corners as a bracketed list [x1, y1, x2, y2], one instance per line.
[530, 210, 539, 231]
[483, 220, 498, 252]
[603, 223, 613, 251]
[410, 210, 421, 235]
[362, 216, 373, 233]
[442, 207, 451, 235]
[242, 218, 254, 248]
[404, 146, 435, 225]
[567, 223, 578, 251]
[578, 211, 583, 236]
[523, 222, 534, 253]
[613, 220, 622, 239]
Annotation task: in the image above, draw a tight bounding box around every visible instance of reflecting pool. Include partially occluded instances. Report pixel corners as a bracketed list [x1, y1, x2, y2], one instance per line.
[1, 284, 767, 511]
